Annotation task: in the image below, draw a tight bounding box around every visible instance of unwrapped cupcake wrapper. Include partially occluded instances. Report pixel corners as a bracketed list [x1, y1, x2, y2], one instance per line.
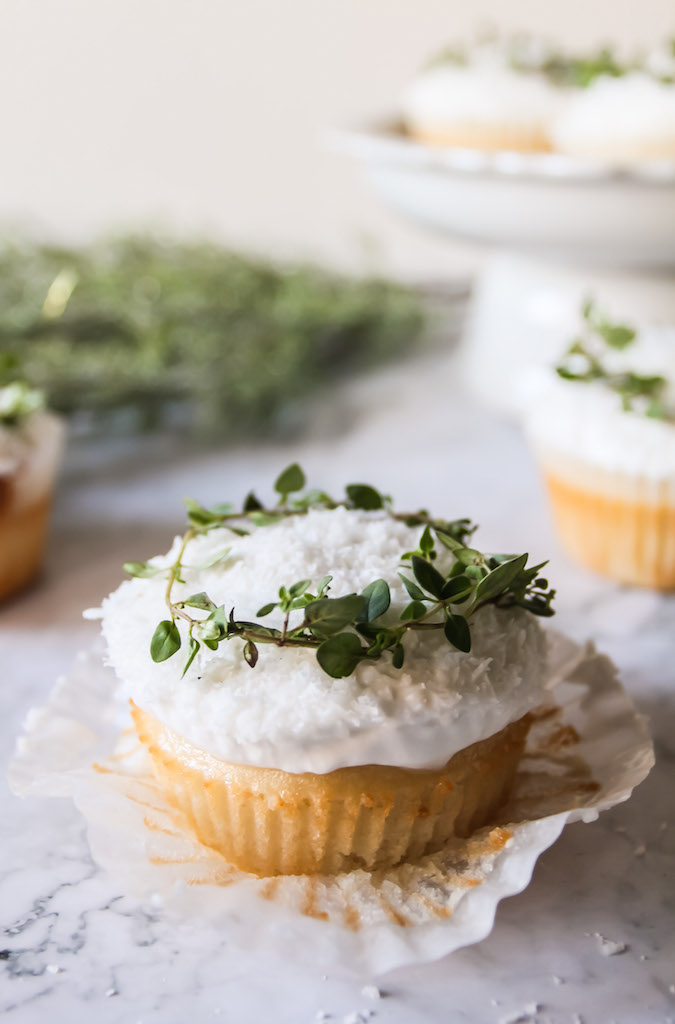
[9, 632, 653, 973]
[538, 450, 675, 589]
[133, 703, 529, 877]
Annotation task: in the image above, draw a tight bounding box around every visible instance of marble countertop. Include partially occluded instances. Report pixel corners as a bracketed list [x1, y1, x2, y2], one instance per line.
[1, 348, 674, 1024]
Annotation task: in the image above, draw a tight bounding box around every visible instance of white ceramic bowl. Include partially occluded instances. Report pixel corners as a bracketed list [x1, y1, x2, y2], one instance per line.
[330, 123, 675, 268]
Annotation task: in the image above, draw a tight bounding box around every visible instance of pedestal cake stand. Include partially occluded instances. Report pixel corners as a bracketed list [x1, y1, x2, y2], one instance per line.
[331, 124, 675, 414]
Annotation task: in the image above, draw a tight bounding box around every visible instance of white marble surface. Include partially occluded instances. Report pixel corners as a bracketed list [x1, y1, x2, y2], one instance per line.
[1, 349, 674, 1024]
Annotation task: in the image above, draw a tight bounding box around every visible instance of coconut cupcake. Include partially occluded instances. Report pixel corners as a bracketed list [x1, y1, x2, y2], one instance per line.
[0, 382, 64, 602]
[98, 468, 555, 877]
[550, 71, 675, 162]
[525, 303, 675, 589]
[401, 39, 566, 152]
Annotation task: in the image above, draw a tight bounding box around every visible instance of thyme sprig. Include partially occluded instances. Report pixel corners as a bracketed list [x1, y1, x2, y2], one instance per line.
[556, 300, 670, 419]
[124, 466, 555, 680]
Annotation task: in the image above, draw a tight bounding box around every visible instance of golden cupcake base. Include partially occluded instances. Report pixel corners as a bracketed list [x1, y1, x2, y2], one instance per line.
[545, 470, 675, 590]
[132, 703, 531, 878]
[405, 124, 551, 153]
[0, 496, 52, 602]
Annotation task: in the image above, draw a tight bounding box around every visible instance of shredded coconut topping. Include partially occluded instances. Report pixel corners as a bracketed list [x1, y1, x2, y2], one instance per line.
[101, 508, 549, 773]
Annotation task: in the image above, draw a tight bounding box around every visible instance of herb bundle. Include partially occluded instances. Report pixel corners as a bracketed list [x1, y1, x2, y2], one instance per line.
[124, 465, 555, 680]
[0, 237, 426, 440]
[556, 300, 670, 419]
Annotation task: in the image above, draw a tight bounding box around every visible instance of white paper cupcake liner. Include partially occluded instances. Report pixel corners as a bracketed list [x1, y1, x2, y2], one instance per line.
[8, 632, 653, 974]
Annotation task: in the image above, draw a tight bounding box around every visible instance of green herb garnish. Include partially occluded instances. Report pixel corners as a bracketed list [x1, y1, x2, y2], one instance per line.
[125, 465, 555, 680]
[0, 237, 426, 440]
[555, 300, 670, 418]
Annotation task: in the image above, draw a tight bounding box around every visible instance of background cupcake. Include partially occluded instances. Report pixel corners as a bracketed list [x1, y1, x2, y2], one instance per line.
[525, 302, 675, 589]
[551, 71, 675, 161]
[400, 37, 567, 152]
[0, 381, 65, 602]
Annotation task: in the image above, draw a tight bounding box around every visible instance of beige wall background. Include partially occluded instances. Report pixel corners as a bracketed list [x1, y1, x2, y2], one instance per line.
[0, 0, 672, 279]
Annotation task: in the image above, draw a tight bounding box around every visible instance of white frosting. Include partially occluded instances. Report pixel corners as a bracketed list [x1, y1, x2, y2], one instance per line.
[551, 73, 675, 158]
[524, 327, 675, 481]
[401, 63, 565, 134]
[100, 508, 549, 774]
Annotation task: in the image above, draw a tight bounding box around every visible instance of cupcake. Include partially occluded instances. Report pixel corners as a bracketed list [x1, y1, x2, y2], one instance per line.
[98, 469, 555, 877]
[0, 382, 65, 602]
[401, 39, 566, 152]
[550, 72, 675, 161]
[525, 303, 675, 589]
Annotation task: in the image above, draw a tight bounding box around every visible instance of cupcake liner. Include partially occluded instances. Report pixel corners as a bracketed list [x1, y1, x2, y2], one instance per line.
[132, 703, 529, 877]
[8, 632, 653, 974]
[540, 455, 675, 589]
[405, 123, 552, 153]
[0, 497, 52, 601]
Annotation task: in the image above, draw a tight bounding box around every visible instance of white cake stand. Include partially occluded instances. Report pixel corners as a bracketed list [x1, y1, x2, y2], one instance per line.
[331, 124, 675, 414]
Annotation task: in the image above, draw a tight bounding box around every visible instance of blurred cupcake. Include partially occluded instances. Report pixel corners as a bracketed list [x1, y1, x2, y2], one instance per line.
[99, 480, 554, 877]
[401, 38, 566, 152]
[551, 72, 675, 161]
[525, 304, 675, 589]
[0, 382, 65, 602]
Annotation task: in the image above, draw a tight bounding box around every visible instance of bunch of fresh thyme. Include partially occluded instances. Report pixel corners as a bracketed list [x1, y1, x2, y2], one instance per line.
[556, 300, 670, 419]
[124, 465, 555, 680]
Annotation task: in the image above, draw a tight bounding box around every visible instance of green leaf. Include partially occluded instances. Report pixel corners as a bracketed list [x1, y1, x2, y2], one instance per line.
[289, 578, 311, 598]
[249, 511, 283, 527]
[316, 633, 364, 678]
[123, 560, 163, 579]
[441, 575, 472, 601]
[392, 644, 405, 669]
[474, 553, 528, 604]
[316, 574, 333, 597]
[189, 546, 231, 570]
[274, 463, 306, 498]
[419, 525, 435, 556]
[181, 591, 217, 611]
[346, 483, 384, 510]
[398, 573, 427, 602]
[195, 618, 222, 642]
[411, 555, 445, 599]
[454, 547, 484, 567]
[210, 502, 234, 515]
[184, 497, 220, 527]
[305, 595, 366, 637]
[257, 602, 277, 617]
[358, 579, 391, 622]
[596, 322, 636, 350]
[444, 613, 471, 653]
[243, 491, 263, 512]
[150, 620, 182, 662]
[243, 640, 259, 668]
[181, 637, 200, 677]
[400, 600, 427, 620]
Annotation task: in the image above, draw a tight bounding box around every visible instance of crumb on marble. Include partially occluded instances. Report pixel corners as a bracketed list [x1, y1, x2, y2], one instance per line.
[590, 932, 629, 956]
[361, 985, 382, 1001]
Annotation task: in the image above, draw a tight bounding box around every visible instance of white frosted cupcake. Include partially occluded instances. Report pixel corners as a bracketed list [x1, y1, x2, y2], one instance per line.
[0, 383, 65, 602]
[525, 307, 675, 589]
[401, 41, 565, 152]
[98, 472, 554, 877]
[551, 72, 675, 161]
